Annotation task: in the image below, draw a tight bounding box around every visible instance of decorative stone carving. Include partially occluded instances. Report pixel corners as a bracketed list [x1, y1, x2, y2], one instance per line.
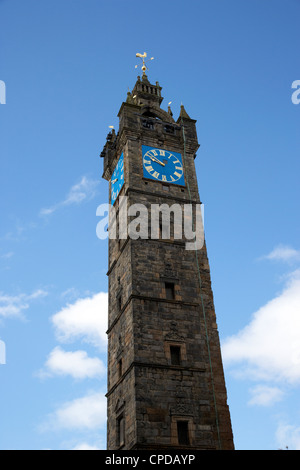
[164, 321, 184, 342]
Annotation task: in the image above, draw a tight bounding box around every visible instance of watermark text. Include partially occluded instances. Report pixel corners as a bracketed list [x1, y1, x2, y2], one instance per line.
[291, 80, 300, 105]
[96, 197, 204, 251]
[0, 339, 6, 365]
[0, 80, 6, 105]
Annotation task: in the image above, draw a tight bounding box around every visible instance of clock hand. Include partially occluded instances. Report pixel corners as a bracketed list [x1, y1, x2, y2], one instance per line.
[111, 178, 118, 184]
[149, 155, 165, 166]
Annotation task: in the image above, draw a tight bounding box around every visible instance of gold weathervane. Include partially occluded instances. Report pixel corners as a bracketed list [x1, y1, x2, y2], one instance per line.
[135, 52, 154, 75]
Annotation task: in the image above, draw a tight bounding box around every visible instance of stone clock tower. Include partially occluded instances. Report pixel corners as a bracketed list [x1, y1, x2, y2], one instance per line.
[100, 64, 234, 450]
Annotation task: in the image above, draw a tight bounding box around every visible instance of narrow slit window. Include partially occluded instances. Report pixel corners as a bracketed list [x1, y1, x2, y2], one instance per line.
[117, 414, 125, 447]
[170, 345, 181, 366]
[118, 359, 123, 379]
[177, 420, 190, 446]
[118, 295, 122, 312]
[165, 282, 175, 300]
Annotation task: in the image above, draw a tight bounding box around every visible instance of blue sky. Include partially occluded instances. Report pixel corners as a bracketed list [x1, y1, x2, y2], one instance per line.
[0, 0, 299, 450]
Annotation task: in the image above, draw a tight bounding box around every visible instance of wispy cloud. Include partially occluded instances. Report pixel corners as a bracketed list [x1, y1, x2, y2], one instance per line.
[0, 221, 34, 243]
[0, 289, 48, 319]
[60, 287, 80, 301]
[276, 422, 300, 450]
[0, 252, 14, 260]
[40, 176, 99, 216]
[248, 385, 285, 407]
[259, 244, 300, 263]
[0, 176, 99, 243]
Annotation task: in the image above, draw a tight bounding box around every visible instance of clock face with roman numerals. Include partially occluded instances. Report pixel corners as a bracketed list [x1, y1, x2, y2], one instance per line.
[111, 152, 124, 205]
[142, 146, 185, 186]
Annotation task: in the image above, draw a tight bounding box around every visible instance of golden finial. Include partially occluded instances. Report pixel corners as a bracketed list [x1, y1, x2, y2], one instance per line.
[135, 52, 154, 76]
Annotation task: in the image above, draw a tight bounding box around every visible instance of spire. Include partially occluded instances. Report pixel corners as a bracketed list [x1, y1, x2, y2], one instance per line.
[179, 104, 191, 120]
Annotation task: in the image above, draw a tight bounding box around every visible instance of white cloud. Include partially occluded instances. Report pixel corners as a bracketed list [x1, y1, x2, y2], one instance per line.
[248, 385, 284, 407]
[0, 289, 48, 319]
[260, 244, 300, 263]
[222, 270, 300, 385]
[40, 176, 99, 216]
[51, 292, 108, 349]
[42, 391, 106, 432]
[40, 346, 106, 380]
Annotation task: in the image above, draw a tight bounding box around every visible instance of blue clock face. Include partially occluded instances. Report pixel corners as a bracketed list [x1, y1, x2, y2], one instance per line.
[111, 152, 124, 205]
[142, 146, 185, 186]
